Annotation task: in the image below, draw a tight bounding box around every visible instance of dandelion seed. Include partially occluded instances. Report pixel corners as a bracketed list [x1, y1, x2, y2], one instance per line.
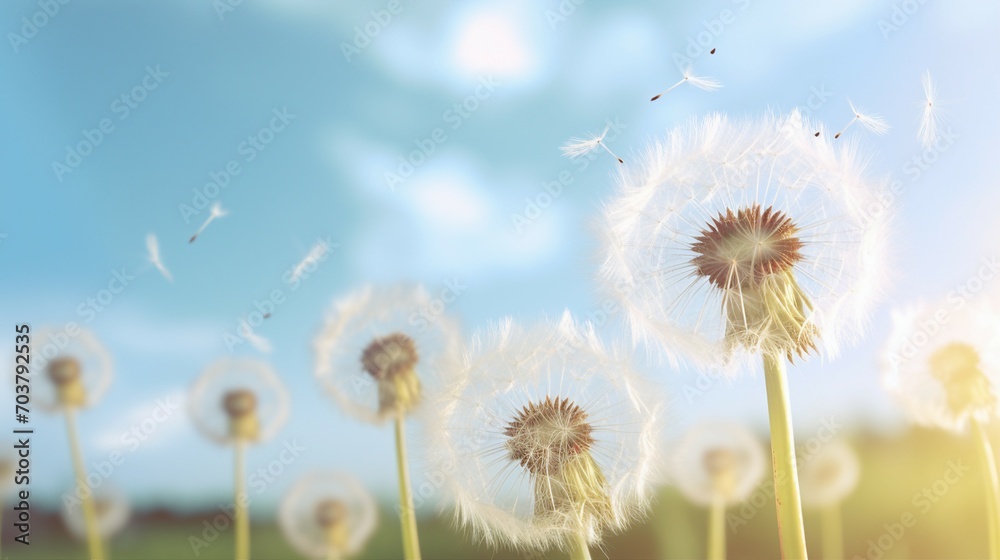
[834, 100, 890, 139]
[280, 472, 378, 560]
[189, 358, 290, 560]
[145, 233, 172, 281]
[189, 202, 228, 243]
[561, 125, 624, 164]
[651, 67, 721, 101]
[710, 48, 717, 54]
[598, 111, 890, 559]
[238, 317, 272, 354]
[427, 313, 665, 555]
[918, 71, 946, 149]
[61, 486, 130, 542]
[291, 239, 335, 283]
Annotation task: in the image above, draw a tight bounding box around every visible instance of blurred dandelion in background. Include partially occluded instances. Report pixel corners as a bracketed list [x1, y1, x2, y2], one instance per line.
[882, 296, 1000, 558]
[314, 284, 463, 560]
[672, 422, 766, 559]
[279, 471, 378, 560]
[188, 358, 290, 560]
[798, 439, 861, 560]
[33, 326, 114, 560]
[61, 486, 131, 543]
[598, 111, 890, 558]
[428, 313, 665, 559]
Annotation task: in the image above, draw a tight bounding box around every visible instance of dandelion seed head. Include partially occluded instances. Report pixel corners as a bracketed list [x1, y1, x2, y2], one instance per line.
[672, 422, 765, 506]
[882, 298, 1000, 433]
[61, 486, 130, 540]
[188, 358, 289, 445]
[799, 439, 860, 508]
[598, 111, 890, 373]
[314, 285, 462, 424]
[33, 327, 113, 412]
[280, 471, 378, 559]
[427, 313, 665, 552]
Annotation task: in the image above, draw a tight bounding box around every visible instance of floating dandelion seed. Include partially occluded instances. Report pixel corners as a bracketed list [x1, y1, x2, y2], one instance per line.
[189, 358, 289, 560]
[314, 285, 463, 560]
[561, 125, 624, 164]
[238, 316, 272, 354]
[280, 471, 378, 560]
[145, 233, 172, 281]
[62, 486, 130, 542]
[34, 327, 115, 560]
[651, 67, 721, 101]
[598, 111, 890, 559]
[189, 202, 228, 243]
[710, 47, 717, 54]
[291, 239, 337, 283]
[673, 422, 765, 560]
[798, 439, 860, 560]
[428, 313, 665, 557]
[882, 297, 1000, 558]
[918, 71, 946, 149]
[834, 99, 890, 139]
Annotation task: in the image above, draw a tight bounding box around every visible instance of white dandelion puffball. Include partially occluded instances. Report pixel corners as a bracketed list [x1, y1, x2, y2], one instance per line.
[428, 312, 665, 552]
[672, 422, 766, 507]
[799, 439, 860, 509]
[599, 111, 889, 373]
[280, 471, 378, 559]
[62, 486, 130, 540]
[32, 326, 113, 412]
[188, 358, 289, 445]
[881, 298, 1000, 433]
[314, 284, 463, 424]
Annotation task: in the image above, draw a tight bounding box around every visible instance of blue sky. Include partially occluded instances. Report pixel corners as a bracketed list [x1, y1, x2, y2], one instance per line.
[1, 0, 999, 512]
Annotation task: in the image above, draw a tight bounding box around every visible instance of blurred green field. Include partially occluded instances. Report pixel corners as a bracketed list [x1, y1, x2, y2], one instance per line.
[6, 428, 995, 560]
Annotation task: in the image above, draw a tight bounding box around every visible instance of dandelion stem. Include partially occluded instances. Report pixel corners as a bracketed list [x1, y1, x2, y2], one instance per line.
[820, 505, 842, 560]
[568, 531, 592, 560]
[763, 353, 808, 559]
[973, 419, 1000, 560]
[708, 495, 727, 559]
[65, 409, 105, 560]
[395, 413, 421, 560]
[235, 440, 250, 560]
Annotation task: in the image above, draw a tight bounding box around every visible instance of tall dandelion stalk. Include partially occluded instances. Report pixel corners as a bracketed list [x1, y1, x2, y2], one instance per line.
[799, 439, 860, 560]
[882, 298, 1000, 559]
[427, 314, 665, 559]
[280, 471, 378, 560]
[673, 422, 766, 560]
[189, 359, 290, 560]
[599, 112, 890, 558]
[314, 285, 465, 560]
[34, 328, 114, 560]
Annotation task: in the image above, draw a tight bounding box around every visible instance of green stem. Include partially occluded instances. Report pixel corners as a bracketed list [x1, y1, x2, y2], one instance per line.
[973, 419, 1000, 560]
[707, 496, 726, 560]
[763, 353, 808, 560]
[568, 531, 592, 560]
[234, 440, 249, 560]
[395, 413, 421, 560]
[65, 409, 105, 560]
[821, 505, 842, 560]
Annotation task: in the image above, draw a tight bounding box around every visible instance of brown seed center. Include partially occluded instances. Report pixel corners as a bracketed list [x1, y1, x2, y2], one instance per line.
[690, 204, 804, 289]
[361, 333, 419, 380]
[222, 389, 257, 419]
[47, 357, 82, 386]
[504, 396, 595, 476]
